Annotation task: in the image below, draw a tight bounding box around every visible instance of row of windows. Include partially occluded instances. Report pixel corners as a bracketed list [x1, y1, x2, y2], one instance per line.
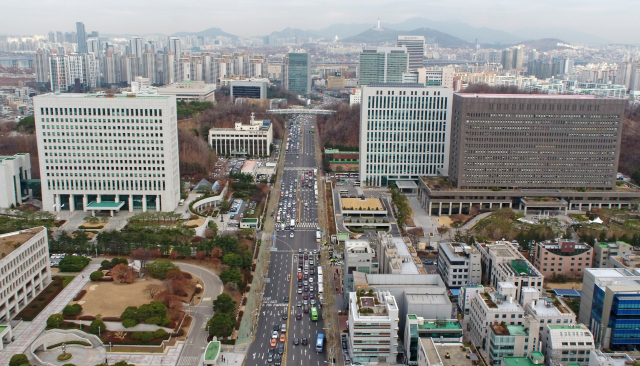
[47, 179, 166, 191]
[366, 120, 446, 132]
[463, 145, 617, 153]
[41, 107, 164, 117]
[485, 102, 609, 112]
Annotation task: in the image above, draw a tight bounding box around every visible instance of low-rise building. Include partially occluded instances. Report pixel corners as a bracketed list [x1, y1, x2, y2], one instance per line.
[0, 153, 34, 209]
[501, 353, 546, 366]
[230, 80, 267, 100]
[348, 291, 399, 363]
[523, 293, 577, 352]
[0, 226, 50, 323]
[437, 242, 481, 288]
[157, 80, 216, 103]
[532, 240, 592, 279]
[343, 240, 378, 296]
[488, 322, 540, 365]
[417, 337, 474, 366]
[608, 253, 640, 270]
[592, 241, 633, 268]
[349, 88, 361, 106]
[587, 349, 633, 366]
[208, 113, 273, 157]
[458, 284, 485, 326]
[405, 316, 463, 364]
[376, 231, 424, 275]
[544, 324, 594, 366]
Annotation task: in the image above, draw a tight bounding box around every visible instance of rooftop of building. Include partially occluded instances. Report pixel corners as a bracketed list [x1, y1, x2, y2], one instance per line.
[346, 240, 374, 253]
[585, 267, 640, 288]
[241, 160, 257, 172]
[38, 93, 172, 99]
[407, 316, 462, 330]
[491, 324, 527, 336]
[527, 297, 573, 316]
[537, 239, 592, 252]
[611, 254, 640, 269]
[440, 242, 476, 261]
[157, 81, 216, 92]
[420, 176, 640, 193]
[421, 339, 474, 366]
[502, 357, 539, 366]
[368, 83, 425, 88]
[596, 241, 631, 249]
[350, 292, 398, 318]
[455, 93, 600, 100]
[480, 290, 523, 311]
[404, 293, 451, 306]
[341, 197, 383, 211]
[0, 227, 45, 259]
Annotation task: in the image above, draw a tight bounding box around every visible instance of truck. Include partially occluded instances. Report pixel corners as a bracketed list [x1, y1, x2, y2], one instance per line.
[316, 231, 321, 243]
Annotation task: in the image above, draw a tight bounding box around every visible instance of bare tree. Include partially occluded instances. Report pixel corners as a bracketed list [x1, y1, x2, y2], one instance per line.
[144, 284, 165, 299]
[114, 331, 126, 341]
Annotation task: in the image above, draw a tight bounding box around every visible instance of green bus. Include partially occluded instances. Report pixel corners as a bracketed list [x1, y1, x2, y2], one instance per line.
[310, 307, 318, 321]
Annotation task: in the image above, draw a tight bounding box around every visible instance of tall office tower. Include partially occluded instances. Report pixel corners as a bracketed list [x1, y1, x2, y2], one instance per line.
[86, 37, 99, 54]
[396, 35, 425, 71]
[56, 31, 64, 43]
[283, 53, 311, 95]
[358, 47, 408, 86]
[141, 51, 157, 84]
[513, 47, 523, 69]
[76, 22, 87, 54]
[35, 50, 50, 85]
[48, 32, 56, 43]
[162, 52, 175, 85]
[359, 84, 452, 187]
[130, 36, 143, 58]
[169, 37, 181, 58]
[33, 93, 181, 213]
[501, 49, 514, 71]
[448, 94, 625, 190]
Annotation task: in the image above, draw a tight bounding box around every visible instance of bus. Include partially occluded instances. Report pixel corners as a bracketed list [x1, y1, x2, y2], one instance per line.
[316, 231, 321, 243]
[317, 267, 323, 278]
[339, 189, 349, 198]
[318, 283, 323, 294]
[310, 307, 318, 321]
[354, 180, 361, 187]
[316, 333, 324, 352]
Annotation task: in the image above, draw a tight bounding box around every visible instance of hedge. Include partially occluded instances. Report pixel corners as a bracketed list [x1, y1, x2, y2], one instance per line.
[73, 290, 87, 301]
[47, 340, 91, 349]
[63, 304, 82, 316]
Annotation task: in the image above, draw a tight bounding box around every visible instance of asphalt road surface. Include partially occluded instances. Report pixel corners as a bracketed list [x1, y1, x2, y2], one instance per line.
[245, 115, 329, 366]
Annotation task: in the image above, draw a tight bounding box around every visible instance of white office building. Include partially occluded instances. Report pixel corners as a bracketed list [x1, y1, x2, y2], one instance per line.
[0, 153, 33, 209]
[348, 291, 399, 363]
[33, 93, 181, 214]
[397, 36, 425, 71]
[359, 84, 452, 187]
[349, 88, 362, 106]
[437, 242, 481, 289]
[544, 324, 594, 366]
[208, 113, 273, 157]
[0, 226, 51, 323]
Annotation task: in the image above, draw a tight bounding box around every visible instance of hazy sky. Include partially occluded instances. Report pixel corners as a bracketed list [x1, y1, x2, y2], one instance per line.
[3, 0, 640, 43]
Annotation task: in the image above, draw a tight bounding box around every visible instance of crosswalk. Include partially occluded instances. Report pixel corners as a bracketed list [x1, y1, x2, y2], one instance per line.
[284, 167, 316, 171]
[296, 222, 318, 228]
[178, 356, 199, 365]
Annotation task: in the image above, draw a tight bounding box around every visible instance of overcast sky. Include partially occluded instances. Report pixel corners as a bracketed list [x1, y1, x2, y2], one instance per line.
[3, 0, 639, 43]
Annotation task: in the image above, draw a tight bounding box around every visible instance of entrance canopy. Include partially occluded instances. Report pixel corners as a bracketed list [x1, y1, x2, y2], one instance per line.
[86, 201, 125, 211]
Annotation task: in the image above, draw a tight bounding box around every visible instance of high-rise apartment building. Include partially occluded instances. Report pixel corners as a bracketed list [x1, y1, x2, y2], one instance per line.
[358, 47, 408, 86]
[33, 93, 181, 213]
[130, 36, 143, 58]
[359, 84, 452, 187]
[48, 53, 100, 92]
[502, 49, 514, 71]
[76, 22, 87, 54]
[448, 94, 625, 190]
[35, 50, 50, 85]
[397, 36, 425, 71]
[169, 37, 181, 58]
[283, 53, 310, 95]
[48, 31, 56, 43]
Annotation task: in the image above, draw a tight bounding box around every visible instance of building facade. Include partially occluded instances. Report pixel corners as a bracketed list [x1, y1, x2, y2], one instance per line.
[532, 240, 592, 279]
[157, 80, 216, 103]
[0, 226, 51, 323]
[0, 153, 33, 209]
[208, 113, 273, 157]
[397, 36, 425, 71]
[359, 47, 408, 86]
[33, 93, 181, 213]
[437, 242, 481, 288]
[343, 240, 378, 295]
[283, 53, 310, 95]
[347, 291, 399, 363]
[592, 241, 633, 268]
[544, 324, 594, 366]
[359, 84, 452, 187]
[404, 316, 463, 364]
[230, 80, 267, 100]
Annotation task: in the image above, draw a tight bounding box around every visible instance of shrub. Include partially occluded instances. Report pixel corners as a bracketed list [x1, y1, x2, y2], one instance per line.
[154, 329, 167, 338]
[58, 255, 91, 272]
[122, 318, 138, 328]
[78, 315, 96, 321]
[102, 317, 121, 322]
[63, 304, 82, 316]
[134, 332, 154, 342]
[89, 319, 106, 334]
[146, 260, 180, 279]
[182, 272, 192, 279]
[101, 259, 113, 269]
[111, 257, 128, 266]
[9, 354, 29, 366]
[145, 316, 161, 325]
[47, 313, 64, 328]
[73, 290, 87, 301]
[90, 271, 104, 281]
[100, 277, 114, 282]
[160, 317, 172, 326]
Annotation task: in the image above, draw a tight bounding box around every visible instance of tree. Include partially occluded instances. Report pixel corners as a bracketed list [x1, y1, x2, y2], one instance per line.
[101, 259, 113, 269]
[146, 259, 180, 279]
[89, 319, 106, 334]
[206, 312, 236, 339]
[47, 313, 64, 328]
[241, 251, 253, 270]
[208, 221, 218, 236]
[213, 293, 236, 314]
[222, 253, 243, 268]
[16, 115, 35, 134]
[195, 251, 206, 261]
[9, 354, 29, 366]
[58, 255, 91, 272]
[63, 304, 83, 316]
[150, 249, 162, 258]
[144, 284, 165, 298]
[111, 263, 135, 283]
[131, 248, 153, 267]
[210, 247, 223, 261]
[114, 330, 127, 341]
[220, 269, 243, 287]
[170, 250, 179, 259]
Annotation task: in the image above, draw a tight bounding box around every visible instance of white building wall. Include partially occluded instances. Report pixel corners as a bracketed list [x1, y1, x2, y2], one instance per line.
[0, 154, 32, 209]
[33, 93, 181, 213]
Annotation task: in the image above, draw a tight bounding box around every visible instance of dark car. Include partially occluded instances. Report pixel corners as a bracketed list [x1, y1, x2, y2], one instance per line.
[293, 338, 299, 345]
[278, 344, 284, 354]
[310, 293, 315, 299]
[310, 268, 315, 275]
[284, 296, 289, 302]
[423, 260, 434, 265]
[298, 282, 302, 288]
[282, 313, 288, 320]
[274, 355, 282, 365]
[304, 286, 309, 292]
[296, 313, 302, 320]
[302, 338, 308, 346]
[273, 325, 279, 332]
[303, 294, 308, 300]
[304, 254, 308, 260]
[303, 306, 309, 313]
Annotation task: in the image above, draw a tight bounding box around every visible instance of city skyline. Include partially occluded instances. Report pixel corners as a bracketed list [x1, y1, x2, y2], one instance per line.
[2, 0, 640, 44]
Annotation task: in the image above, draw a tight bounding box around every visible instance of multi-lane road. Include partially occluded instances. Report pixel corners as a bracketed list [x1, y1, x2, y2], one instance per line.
[245, 115, 329, 366]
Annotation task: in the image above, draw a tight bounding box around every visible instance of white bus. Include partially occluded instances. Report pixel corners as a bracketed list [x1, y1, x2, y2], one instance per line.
[318, 283, 323, 294]
[316, 231, 321, 243]
[317, 267, 323, 277]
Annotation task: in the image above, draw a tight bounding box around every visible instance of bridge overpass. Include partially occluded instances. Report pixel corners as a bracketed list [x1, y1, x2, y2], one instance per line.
[266, 109, 335, 115]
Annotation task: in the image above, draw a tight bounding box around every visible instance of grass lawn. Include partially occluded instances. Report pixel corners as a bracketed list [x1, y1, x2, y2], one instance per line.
[59, 275, 75, 287]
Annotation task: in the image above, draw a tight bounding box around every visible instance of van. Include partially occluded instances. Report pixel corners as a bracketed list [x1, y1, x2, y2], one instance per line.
[178, 199, 185, 206]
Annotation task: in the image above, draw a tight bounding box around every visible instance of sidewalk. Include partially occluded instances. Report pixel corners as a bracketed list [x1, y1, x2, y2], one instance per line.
[0, 264, 99, 365]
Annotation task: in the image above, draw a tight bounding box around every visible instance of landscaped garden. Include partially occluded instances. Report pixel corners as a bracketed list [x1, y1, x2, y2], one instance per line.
[17, 275, 74, 321]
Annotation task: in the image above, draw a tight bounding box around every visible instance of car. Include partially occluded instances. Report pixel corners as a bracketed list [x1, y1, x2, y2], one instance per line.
[278, 344, 284, 354]
[268, 349, 274, 362]
[290, 232, 294, 238]
[272, 330, 279, 339]
[303, 294, 308, 300]
[273, 325, 279, 332]
[293, 338, 299, 345]
[282, 313, 288, 320]
[423, 260, 434, 265]
[298, 282, 302, 288]
[270, 338, 277, 347]
[309, 277, 314, 283]
[313, 249, 318, 254]
[302, 338, 308, 346]
[303, 306, 309, 313]
[309, 286, 314, 292]
[284, 296, 289, 302]
[303, 280, 309, 286]
[274, 356, 282, 366]
[304, 254, 308, 260]
[298, 248, 302, 253]
[303, 274, 308, 280]
[297, 301, 302, 307]
[352, 363, 363, 366]
[303, 299, 308, 305]
[311, 299, 316, 305]
[309, 294, 315, 299]
[296, 313, 302, 320]
[280, 333, 286, 342]
[310, 268, 314, 275]
[304, 270, 309, 275]
[297, 288, 302, 294]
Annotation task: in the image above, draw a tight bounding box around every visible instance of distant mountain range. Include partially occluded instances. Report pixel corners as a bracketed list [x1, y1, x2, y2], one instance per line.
[172, 27, 238, 40]
[341, 27, 474, 48]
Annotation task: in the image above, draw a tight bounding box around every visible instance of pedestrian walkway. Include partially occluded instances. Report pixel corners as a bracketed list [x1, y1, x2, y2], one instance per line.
[0, 264, 99, 365]
[107, 343, 183, 366]
[296, 222, 319, 228]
